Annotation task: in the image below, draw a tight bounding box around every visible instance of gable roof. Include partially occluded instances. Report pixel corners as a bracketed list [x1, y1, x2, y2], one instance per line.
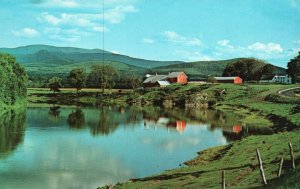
[143, 75, 167, 83]
[214, 77, 241, 80]
[168, 72, 186, 78]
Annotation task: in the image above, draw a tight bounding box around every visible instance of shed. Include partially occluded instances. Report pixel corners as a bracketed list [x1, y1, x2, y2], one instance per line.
[213, 76, 243, 84]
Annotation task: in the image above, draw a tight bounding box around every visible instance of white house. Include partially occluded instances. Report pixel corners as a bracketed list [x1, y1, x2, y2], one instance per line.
[260, 74, 292, 84]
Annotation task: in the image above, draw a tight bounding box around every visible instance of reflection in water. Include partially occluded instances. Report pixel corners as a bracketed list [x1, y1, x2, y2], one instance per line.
[67, 108, 85, 129]
[0, 108, 26, 157]
[48, 105, 61, 122]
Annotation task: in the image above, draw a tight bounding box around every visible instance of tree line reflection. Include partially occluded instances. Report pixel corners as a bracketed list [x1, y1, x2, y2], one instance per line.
[0, 105, 274, 159]
[47, 105, 274, 138]
[0, 108, 26, 158]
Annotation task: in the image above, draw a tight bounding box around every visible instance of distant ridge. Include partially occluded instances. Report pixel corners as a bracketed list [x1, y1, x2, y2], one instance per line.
[0, 45, 286, 79]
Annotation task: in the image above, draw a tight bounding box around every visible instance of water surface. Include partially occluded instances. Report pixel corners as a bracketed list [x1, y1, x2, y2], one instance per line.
[0, 106, 270, 189]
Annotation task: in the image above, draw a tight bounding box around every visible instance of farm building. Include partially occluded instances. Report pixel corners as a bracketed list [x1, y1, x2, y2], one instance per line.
[259, 74, 292, 84]
[143, 72, 188, 88]
[213, 76, 243, 84]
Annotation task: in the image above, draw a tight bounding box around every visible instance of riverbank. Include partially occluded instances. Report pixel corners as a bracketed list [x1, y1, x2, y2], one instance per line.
[27, 84, 300, 188]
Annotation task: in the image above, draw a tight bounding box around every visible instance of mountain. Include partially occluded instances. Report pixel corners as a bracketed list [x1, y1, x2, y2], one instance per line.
[0, 45, 285, 81]
[0, 45, 184, 69]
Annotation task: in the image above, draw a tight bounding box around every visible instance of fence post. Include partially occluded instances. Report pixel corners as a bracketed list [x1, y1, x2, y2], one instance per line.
[289, 143, 295, 170]
[278, 157, 284, 177]
[256, 149, 267, 185]
[222, 170, 225, 189]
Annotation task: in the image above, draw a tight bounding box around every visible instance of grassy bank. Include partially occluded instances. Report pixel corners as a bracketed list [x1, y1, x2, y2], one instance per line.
[106, 131, 300, 189]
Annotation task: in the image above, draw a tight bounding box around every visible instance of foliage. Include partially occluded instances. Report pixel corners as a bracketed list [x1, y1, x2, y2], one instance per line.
[68, 68, 87, 93]
[207, 76, 218, 83]
[0, 53, 27, 106]
[222, 58, 267, 81]
[287, 51, 300, 83]
[67, 108, 85, 129]
[48, 77, 62, 93]
[88, 65, 119, 93]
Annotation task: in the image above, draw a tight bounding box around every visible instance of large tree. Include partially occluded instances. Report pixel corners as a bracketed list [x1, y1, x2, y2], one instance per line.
[48, 77, 62, 93]
[223, 59, 267, 81]
[89, 65, 119, 93]
[68, 68, 87, 94]
[0, 53, 27, 105]
[287, 52, 300, 83]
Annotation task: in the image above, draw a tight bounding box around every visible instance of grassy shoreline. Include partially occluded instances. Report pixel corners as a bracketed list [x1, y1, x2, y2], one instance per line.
[27, 84, 300, 188]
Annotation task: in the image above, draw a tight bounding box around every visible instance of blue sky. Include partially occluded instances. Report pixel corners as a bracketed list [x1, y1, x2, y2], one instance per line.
[0, 0, 299, 67]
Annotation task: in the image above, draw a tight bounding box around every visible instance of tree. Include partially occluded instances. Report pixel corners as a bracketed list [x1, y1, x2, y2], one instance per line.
[48, 77, 62, 93]
[68, 68, 87, 94]
[287, 52, 300, 83]
[0, 53, 28, 105]
[223, 59, 266, 81]
[260, 64, 275, 79]
[125, 74, 142, 89]
[89, 65, 119, 93]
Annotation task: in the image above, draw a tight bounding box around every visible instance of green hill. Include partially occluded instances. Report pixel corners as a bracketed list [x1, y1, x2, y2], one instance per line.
[151, 58, 286, 80]
[0, 45, 184, 69]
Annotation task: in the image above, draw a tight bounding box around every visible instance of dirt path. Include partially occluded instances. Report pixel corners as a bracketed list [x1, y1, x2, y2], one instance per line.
[278, 87, 300, 97]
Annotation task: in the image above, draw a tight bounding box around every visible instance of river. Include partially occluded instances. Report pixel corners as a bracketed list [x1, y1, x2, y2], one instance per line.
[0, 105, 271, 189]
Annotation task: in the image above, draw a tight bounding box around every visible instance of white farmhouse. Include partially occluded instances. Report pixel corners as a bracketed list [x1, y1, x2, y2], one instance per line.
[260, 74, 292, 84]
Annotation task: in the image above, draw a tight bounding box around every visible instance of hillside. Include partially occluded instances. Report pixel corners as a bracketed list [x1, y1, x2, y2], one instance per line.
[0, 45, 184, 69]
[151, 58, 286, 80]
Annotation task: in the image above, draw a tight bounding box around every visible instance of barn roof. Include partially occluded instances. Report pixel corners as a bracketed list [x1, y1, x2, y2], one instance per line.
[168, 72, 185, 78]
[214, 77, 240, 80]
[143, 75, 167, 83]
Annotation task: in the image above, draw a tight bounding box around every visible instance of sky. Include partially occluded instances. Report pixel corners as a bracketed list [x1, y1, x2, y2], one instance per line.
[0, 0, 299, 67]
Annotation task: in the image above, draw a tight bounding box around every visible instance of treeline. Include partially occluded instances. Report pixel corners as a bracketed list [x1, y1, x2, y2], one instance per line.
[46, 65, 143, 93]
[222, 53, 300, 83]
[0, 53, 27, 106]
[222, 59, 280, 82]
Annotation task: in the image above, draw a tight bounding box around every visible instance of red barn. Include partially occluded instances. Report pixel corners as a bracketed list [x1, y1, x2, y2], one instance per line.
[213, 76, 243, 84]
[167, 72, 188, 84]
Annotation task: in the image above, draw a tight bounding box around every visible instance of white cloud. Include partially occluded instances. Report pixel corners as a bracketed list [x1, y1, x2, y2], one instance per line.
[214, 40, 286, 61]
[248, 42, 283, 53]
[43, 27, 90, 42]
[104, 5, 138, 24]
[36, 0, 79, 8]
[142, 38, 155, 44]
[12, 28, 40, 38]
[38, 12, 108, 32]
[217, 39, 233, 48]
[163, 31, 201, 46]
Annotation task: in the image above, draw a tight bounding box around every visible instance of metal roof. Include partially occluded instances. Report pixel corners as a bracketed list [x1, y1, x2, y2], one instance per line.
[143, 75, 168, 83]
[157, 81, 170, 86]
[168, 72, 185, 78]
[214, 77, 240, 80]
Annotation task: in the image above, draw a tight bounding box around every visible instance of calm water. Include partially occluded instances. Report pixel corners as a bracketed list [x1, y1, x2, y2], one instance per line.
[0, 106, 272, 189]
